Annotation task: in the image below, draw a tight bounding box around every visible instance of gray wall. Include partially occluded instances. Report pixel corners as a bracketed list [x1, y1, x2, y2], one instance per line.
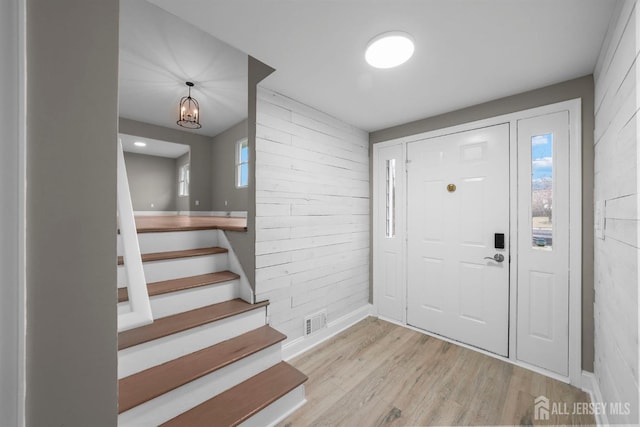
[211, 119, 248, 211]
[124, 152, 178, 211]
[1, 0, 22, 424]
[26, 0, 119, 425]
[119, 118, 213, 211]
[370, 75, 596, 372]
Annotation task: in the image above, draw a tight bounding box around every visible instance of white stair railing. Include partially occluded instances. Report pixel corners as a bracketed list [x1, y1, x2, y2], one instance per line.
[117, 139, 153, 331]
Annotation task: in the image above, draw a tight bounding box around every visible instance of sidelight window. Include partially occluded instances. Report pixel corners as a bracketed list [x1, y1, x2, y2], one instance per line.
[386, 159, 396, 238]
[531, 133, 553, 249]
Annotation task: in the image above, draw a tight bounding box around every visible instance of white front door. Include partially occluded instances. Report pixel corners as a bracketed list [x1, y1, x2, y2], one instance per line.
[516, 111, 570, 376]
[406, 124, 510, 356]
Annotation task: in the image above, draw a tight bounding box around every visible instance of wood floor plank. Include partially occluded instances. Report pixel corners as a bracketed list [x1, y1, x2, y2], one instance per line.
[278, 317, 595, 427]
[280, 376, 346, 426]
[118, 299, 268, 350]
[117, 271, 240, 303]
[160, 362, 307, 427]
[117, 246, 227, 265]
[118, 325, 285, 413]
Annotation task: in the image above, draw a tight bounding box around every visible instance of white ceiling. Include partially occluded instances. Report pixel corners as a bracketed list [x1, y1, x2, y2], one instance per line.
[119, 0, 248, 137]
[120, 133, 190, 158]
[149, 0, 617, 132]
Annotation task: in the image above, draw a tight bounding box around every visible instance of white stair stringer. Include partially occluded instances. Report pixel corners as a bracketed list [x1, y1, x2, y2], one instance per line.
[117, 279, 240, 319]
[137, 230, 219, 254]
[118, 307, 266, 379]
[240, 385, 307, 427]
[118, 344, 283, 427]
[117, 252, 228, 286]
[219, 230, 254, 304]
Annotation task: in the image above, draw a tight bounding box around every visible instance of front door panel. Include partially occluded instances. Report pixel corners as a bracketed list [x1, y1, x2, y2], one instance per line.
[407, 124, 510, 356]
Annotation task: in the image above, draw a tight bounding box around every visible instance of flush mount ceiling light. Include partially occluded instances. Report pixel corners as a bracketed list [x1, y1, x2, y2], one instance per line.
[365, 31, 415, 69]
[177, 81, 202, 129]
[133, 141, 146, 147]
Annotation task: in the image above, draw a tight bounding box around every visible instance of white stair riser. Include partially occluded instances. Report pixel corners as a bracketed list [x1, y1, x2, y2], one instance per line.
[240, 385, 306, 427]
[118, 308, 266, 378]
[136, 230, 219, 254]
[117, 280, 240, 319]
[117, 231, 219, 257]
[118, 344, 283, 427]
[117, 253, 228, 287]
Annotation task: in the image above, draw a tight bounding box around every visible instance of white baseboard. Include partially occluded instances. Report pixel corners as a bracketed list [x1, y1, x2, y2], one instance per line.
[185, 211, 248, 218]
[581, 371, 609, 426]
[282, 304, 374, 361]
[134, 211, 179, 216]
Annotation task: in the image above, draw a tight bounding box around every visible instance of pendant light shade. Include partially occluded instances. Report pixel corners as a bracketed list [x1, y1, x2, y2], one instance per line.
[177, 81, 202, 129]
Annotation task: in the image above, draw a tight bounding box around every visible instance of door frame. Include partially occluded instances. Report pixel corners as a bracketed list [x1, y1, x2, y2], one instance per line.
[372, 98, 582, 386]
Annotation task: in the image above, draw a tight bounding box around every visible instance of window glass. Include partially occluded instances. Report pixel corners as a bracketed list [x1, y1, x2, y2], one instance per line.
[531, 133, 553, 249]
[178, 164, 190, 197]
[236, 139, 248, 188]
[386, 159, 396, 238]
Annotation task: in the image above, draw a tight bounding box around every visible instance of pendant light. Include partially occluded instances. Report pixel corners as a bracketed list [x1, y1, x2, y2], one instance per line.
[177, 81, 202, 129]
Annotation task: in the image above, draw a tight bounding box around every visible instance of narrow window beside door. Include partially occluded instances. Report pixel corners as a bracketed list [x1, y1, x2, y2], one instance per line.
[236, 138, 249, 188]
[386, 159, 396, 238]
[531, 133, 553, 250]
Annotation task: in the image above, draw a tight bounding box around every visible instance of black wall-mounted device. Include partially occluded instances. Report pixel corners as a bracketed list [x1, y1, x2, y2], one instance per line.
[494, 233, 505, 249]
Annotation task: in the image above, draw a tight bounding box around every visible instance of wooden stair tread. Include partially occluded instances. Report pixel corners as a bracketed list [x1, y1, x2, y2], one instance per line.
[117, 246, 227, 265]
[118, 325, 286, 413]
[118, 271, 240, 303]
[118, 299, 268, 351]
[134, 215, 248, 233]
[137, 224, 247, 233]
[160, 362, 308, 427]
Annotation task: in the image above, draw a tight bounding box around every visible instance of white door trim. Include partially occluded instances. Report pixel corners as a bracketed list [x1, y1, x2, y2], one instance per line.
[373, 98, 582, 385]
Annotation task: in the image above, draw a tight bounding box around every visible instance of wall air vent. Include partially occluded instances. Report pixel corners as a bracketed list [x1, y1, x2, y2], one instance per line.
[304, 310, 327, 336]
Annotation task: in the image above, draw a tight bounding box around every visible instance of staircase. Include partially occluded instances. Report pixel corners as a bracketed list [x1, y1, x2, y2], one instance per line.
[116, 223, 307, 426]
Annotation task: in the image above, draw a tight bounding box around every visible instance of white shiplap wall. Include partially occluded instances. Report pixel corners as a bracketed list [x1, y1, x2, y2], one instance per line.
[593, 0, 639, 424]
[255, 87, 370, 343]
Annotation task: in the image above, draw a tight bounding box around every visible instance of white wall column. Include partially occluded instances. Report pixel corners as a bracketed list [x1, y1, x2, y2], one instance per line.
[0, 0, 26, 425]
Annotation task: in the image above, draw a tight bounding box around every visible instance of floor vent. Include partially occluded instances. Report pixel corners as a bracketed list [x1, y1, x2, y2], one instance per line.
[304, 310, 327, 336]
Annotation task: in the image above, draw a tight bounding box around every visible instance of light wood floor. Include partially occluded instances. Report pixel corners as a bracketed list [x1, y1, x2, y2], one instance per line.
[133, 215, 247, 233]
[279, 318, 594, 427]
